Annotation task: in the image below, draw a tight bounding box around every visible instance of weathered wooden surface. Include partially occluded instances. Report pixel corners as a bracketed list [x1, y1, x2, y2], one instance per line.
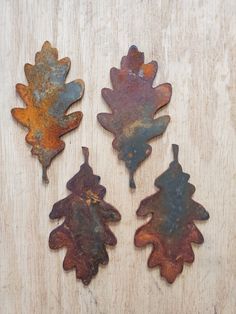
[0, 1, 235, 313]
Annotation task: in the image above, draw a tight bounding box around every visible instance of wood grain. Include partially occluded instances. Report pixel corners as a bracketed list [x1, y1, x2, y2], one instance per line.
[0, 0, 235, 313]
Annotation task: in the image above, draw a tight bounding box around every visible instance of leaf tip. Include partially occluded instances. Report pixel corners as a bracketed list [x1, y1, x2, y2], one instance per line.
[42, 40, 52, 50]
[129, 44, 138, 51]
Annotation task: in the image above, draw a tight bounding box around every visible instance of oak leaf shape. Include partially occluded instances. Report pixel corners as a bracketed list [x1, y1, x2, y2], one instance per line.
[134, 144, 209, 283]
[11, 41, 84, 183]
[97, 45, 172, 188]
[49, 147, 121, 285]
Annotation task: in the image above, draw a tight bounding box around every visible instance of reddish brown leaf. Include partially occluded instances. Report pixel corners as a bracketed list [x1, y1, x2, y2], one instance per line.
[11, 41, 84, 183]
[97, 46, 172, 188]
[134, 144, 209, 283]
[49, 147, 121, 285]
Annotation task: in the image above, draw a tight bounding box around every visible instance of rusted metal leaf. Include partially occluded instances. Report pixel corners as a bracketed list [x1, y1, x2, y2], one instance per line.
[49, 147, 121, 285]
[97, 46, 172, 188]
[11, 41, 84, 183]
[134, 144, 209, 283]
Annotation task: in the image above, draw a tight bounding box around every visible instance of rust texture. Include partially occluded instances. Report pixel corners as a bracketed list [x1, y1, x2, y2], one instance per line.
[134, 144, 209, 283]
[49, 147, 121, 285]
[11, 41, 84, 183]
[97, 46, 172, 188]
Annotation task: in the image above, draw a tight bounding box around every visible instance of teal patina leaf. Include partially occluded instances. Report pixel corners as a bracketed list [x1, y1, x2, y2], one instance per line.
[134, 145, 209, 283]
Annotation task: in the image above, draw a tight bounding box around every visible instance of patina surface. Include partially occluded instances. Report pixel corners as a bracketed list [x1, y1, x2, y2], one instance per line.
[134, 144, 209, 283]
[49, 147, 121, 285]
[11, 41, 84, 183]
[97, 46, 172, 188]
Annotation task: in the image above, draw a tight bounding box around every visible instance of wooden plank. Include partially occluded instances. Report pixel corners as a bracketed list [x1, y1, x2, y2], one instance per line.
[0, 0, 235, 313]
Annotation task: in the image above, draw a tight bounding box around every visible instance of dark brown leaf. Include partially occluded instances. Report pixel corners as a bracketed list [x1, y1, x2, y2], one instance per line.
[49, 147, 121, 285]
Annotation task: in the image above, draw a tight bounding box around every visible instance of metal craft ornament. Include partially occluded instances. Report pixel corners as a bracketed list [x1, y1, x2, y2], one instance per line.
[11, 41, 84, 183]
[98, 45, 172, 188]
[134, 144, 209, 283]
[49, 147, 121, 285]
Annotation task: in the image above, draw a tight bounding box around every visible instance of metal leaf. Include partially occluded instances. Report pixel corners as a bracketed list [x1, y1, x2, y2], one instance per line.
[97, 46, 172, 188]
[11, 41, 84, 183]
[49, 147, 121, 285]
[134, 144, 209, 283]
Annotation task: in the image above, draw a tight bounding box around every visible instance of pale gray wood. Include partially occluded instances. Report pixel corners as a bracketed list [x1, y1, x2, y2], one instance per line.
[0, 0, 235, 313]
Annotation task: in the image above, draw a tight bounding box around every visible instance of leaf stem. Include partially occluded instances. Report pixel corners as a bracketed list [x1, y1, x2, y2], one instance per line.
[129, 172, 136, 189]
[172, 144, 179, 162]
[42, 166, 49, 184]
[82, 147, 89, 163]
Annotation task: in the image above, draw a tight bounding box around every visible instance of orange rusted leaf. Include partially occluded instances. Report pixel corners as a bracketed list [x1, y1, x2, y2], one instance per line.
[49, 147, 121, 285]
[11, 41, 84, 183]
[134, 144, 209, 283]
[97, 46, 172, 188]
